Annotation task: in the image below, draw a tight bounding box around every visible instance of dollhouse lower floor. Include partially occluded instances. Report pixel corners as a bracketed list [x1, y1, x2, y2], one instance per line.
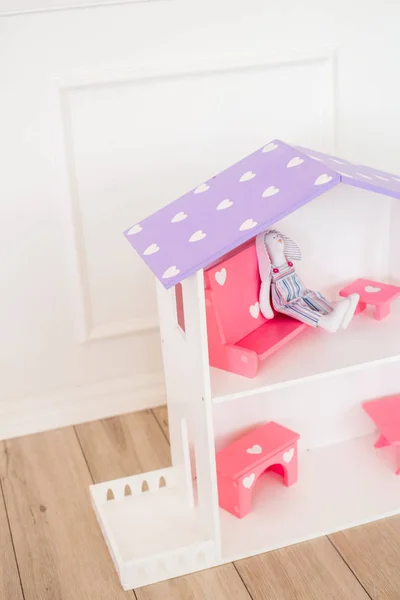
[91, 430, 400, 589]
[90, 299, 400, 590]
[219, 433, 400, 562]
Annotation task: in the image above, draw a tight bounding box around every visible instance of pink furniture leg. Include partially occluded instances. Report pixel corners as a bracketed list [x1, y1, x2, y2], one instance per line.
[237, 485, 253, 518]
[363, 396, 400, 475]
[355, 301, 367, 315]
[282, 461, 298, 486]
[375, 433, 390, 448]
[375, 303, 391, 321]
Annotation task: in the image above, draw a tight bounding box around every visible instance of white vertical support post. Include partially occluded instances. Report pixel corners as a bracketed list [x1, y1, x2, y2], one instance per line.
[389, 196, 400, 283]
[156, 271, 221, 556]
[181, 418, 195, 509]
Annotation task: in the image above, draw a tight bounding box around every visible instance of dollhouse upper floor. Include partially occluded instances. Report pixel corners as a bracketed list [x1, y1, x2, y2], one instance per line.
[125, 139, 400, 401]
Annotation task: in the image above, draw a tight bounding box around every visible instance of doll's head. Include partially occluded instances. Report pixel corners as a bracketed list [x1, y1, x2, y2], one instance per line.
[264, 230, 286, 266]
[260, 229, 302, 269]
[255, 229, 302, 319]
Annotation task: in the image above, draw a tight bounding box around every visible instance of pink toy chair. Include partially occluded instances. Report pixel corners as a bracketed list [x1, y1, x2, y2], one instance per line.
[204, 241, 306, 378]
[363, 395, 400, 474]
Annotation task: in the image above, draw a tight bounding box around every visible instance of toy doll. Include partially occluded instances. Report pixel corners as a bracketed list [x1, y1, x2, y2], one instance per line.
[256, 229, 360, 333]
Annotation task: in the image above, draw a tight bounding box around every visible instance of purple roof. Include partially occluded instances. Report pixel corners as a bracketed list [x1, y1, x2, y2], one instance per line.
[295, 144, 400, 198]
[124, 139, 400, 289]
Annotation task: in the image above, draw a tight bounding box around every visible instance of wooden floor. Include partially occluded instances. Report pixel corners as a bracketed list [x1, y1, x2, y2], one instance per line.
[1, 407, 400, 600]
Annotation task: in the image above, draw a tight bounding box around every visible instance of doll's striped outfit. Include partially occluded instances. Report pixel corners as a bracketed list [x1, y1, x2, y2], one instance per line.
[271, 262, 334, 328]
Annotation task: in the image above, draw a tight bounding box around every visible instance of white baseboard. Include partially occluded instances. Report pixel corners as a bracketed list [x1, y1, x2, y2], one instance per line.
[0, 372, 166, 441]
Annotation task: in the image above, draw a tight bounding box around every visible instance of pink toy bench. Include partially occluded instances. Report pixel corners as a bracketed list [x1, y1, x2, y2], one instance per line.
[340, 278, 400, 321]
[204, 242, 306, 378]
[216, 421, 300, 519]
[363, 395, 400, 474]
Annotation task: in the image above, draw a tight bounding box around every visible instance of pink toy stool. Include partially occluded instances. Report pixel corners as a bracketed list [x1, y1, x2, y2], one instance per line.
[363, 395, 400, 474]
[340, 278, 400, 321]
[216, 422, 300, 519]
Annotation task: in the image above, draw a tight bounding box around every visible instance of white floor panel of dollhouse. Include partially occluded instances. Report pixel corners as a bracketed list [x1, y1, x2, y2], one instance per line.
[211, 301, 400, 401]
[98, 488, 210, 562]
[219, 433, 400, 563]
[92, 436, 400, 588]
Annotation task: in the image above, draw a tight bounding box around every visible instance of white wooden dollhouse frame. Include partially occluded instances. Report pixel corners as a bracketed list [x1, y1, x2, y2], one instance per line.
[91, 142, 400, 590]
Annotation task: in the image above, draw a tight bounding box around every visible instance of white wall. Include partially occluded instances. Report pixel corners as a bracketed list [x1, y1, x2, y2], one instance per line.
[1, 0, 400, 439]
[275, 184, 392, 299]
[213, 361, 400, 453]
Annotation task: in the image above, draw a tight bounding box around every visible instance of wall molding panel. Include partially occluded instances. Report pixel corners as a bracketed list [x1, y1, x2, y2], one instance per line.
[60, 49, 336, 343]
[60, 49, 336, 92]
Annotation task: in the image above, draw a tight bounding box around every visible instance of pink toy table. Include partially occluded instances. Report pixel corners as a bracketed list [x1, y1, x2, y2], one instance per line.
[216, 422, 300, 518]
[340, 278, 400, 321]
[362, 395, 400, 474]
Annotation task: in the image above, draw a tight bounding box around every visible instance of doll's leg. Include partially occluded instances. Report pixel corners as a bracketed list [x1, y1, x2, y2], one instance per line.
[274, 301, 321, 328]
[318, 299, 351, 333]
[341, 293, 360, 329]
[303, 291, 334, 316]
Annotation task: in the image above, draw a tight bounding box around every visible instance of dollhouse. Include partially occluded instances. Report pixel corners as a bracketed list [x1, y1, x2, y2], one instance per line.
[90, 140, 400, 590]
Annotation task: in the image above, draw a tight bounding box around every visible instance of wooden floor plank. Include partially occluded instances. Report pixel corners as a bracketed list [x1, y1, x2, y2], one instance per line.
[235, 537, 370, 600]
[135, 564, 251, 600]
[1, 428, 132, 600]
[330, 516, 400, 600]
[0, 443, 24, 600]
[79, 410, 252, 599]
[75, 410, 171, 482]
[152, 406, 169, 442]
[6, 406, 399, 600]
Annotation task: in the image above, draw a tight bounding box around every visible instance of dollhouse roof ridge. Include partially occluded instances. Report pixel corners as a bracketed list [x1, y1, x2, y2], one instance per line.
[124, 140, 400, 289]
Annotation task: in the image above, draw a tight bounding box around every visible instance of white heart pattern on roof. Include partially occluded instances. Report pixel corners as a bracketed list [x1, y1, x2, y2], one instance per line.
[127, 224, 142, 235]
[249, 302, 260, 319]
[215, 268, 227, 286]
[217, 199, 233, 210]
[287, 157, 304, 168]
[262, 186, 279, 198]
[189, 230, 206, 242]
[143, 243, 159, 255]
[240, 171, 256, 182]
[365, 285, 381, 293]
[171, 211, 187, 223]
[194, 183, 210, 194]
[240, 219, 258, 231]
[314, 174, 333, 186]
[262, 142, 278, 153]
[162, 266, 180, 279]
